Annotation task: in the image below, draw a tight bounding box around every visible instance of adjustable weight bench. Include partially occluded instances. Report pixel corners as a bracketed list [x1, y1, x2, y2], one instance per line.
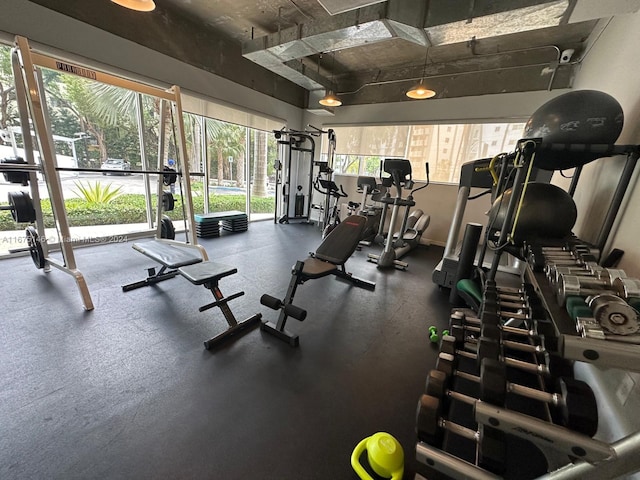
[122, 239, 261, 349]
[261, 215, 376, 346]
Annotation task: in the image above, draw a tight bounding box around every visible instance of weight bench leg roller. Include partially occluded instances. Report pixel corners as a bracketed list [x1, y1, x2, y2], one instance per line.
[260, 261, 307, 347]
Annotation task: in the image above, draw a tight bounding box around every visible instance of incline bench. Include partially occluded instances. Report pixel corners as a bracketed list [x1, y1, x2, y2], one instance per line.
[122, 239, 261, 349]
[260, 215, 376, 346]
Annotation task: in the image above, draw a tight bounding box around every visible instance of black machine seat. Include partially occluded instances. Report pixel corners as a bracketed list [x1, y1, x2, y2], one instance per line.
[132, 239, 202, 268]
[179, 261, 237, 285]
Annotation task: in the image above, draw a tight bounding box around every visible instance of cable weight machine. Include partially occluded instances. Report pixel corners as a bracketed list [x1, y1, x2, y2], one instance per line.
[273, 126, 337, 227]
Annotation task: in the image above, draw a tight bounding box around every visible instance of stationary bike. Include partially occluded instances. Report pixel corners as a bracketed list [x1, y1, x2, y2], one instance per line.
[313, 176, 348, 238]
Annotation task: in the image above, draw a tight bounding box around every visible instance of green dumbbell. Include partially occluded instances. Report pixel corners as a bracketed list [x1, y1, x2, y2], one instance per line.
[429, 326, 439, 343]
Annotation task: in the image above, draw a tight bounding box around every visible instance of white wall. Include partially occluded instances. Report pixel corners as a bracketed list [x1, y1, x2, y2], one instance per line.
[558, 12, 640, 452]
[571, 13, 640, 278]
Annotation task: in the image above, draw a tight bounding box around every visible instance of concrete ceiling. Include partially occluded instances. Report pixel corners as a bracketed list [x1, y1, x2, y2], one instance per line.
[24, 0, 640, 111]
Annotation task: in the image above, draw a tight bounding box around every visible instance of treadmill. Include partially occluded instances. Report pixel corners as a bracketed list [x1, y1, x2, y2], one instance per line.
[432, 157, 553, 289]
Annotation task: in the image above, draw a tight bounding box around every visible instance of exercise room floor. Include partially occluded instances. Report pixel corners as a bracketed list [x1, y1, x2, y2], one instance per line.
[0, 221, 452, 480]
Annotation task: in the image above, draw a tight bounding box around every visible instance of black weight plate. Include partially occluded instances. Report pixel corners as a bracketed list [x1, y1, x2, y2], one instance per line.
[162, 167, 177, 186]
[160, 216, 175, 240]
[477, 337, 501, 369]
[435, 352, 456, 377]
[554, 377, 598, 437]
[480, 358, 507, 406]
[416, 394, 443, 446]
[8, 191, 36, 223]
[481, 324, 501, 342]
[425, 369, 447, 400]
[478, 425, 507, 475]
[25, 226, 45, 269]
[439, 336, 456, 356]
[162, 191, 175, 211]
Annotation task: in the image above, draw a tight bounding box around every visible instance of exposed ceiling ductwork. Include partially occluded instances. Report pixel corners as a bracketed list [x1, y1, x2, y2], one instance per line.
[240, 0, 640, 109]
[23, 0, 640, 110]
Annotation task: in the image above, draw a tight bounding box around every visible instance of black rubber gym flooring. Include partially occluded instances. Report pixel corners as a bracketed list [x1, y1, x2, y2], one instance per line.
[0, 220, 456, 479]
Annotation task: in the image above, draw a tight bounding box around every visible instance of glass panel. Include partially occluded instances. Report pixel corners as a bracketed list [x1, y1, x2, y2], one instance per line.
[204, 119, 247, 214]
[248, 129, 277, 221]
[329, 122, 525, 183]
[2, 63, 156, 251]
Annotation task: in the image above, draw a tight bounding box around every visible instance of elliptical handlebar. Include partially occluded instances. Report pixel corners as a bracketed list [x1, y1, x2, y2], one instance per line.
[313, 177, 348, 199]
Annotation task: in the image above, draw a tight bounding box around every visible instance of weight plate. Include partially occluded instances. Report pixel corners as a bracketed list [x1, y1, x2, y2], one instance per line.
[162, 191, 175, 211]
[425, 370, 447, 399]
[416, 394, 443, 445]
[162, 167, 177, 186]
[480, 358, 507, 406]
[160, 215, 175, 240]
[554, 377, 599, 437]
[8, 191, 36, 223]
[25, 226, 45, 269]
[590, 294, 639, 335]
[612, 277, 640, 299]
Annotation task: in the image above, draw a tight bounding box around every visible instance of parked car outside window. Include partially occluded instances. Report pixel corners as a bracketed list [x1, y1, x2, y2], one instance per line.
[100, 158, 131, 175]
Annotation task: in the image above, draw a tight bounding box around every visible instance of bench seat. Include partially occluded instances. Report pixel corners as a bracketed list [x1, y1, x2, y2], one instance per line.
[179, 261, 237, 285]
[132, 239, 203, 268]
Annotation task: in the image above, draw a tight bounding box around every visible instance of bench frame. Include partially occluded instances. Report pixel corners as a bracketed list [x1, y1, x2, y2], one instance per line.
[122, 239, 260, 349]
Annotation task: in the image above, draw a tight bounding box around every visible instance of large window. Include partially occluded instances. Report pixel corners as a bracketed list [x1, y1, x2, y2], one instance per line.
[0, 41, 283, 256]
[329, 122, 526, 183]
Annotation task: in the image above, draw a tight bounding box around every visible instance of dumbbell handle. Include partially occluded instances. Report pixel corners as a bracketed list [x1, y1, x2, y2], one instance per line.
[451, 365, 559, 406]
[438, 418, 479, 442]
[456, 321, 542, 345]
[455, 314, 538, 338]
[456, 348, 550, 376]
[416, 444, 502, 480]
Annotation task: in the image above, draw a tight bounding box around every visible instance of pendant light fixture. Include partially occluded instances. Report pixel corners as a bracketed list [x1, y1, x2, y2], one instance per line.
[111, 0, 156, 12]
[406, 48, 436, 100]
[319, 52, 342, 107]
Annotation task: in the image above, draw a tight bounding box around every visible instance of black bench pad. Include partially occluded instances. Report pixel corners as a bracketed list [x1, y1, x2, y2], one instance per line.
[132, 240, 203, 268]
[179, 261, 237, 285]
[301, 257, 338, 279]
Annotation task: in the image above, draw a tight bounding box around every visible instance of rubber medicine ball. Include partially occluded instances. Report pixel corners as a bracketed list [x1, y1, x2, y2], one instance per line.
[523, 90, 624, 169]
[488, 183, 577, 243]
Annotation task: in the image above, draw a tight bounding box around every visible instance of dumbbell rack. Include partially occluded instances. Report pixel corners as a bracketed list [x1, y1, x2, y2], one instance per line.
[526, 261, 640, 373]
[416, 244, 640, 478]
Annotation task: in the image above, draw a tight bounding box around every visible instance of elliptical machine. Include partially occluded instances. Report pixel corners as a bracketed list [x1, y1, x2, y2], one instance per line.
[354, 176, 383, 245]
[368, 159, 430, 270]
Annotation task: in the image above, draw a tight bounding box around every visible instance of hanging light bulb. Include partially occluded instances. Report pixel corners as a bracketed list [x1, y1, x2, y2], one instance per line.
[406, 47, 436, 100]
[319, 90, 342, 107]
[406, 82, 436, 99]
[319, 51, 342, 107]
[111, 0, 156, 12]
